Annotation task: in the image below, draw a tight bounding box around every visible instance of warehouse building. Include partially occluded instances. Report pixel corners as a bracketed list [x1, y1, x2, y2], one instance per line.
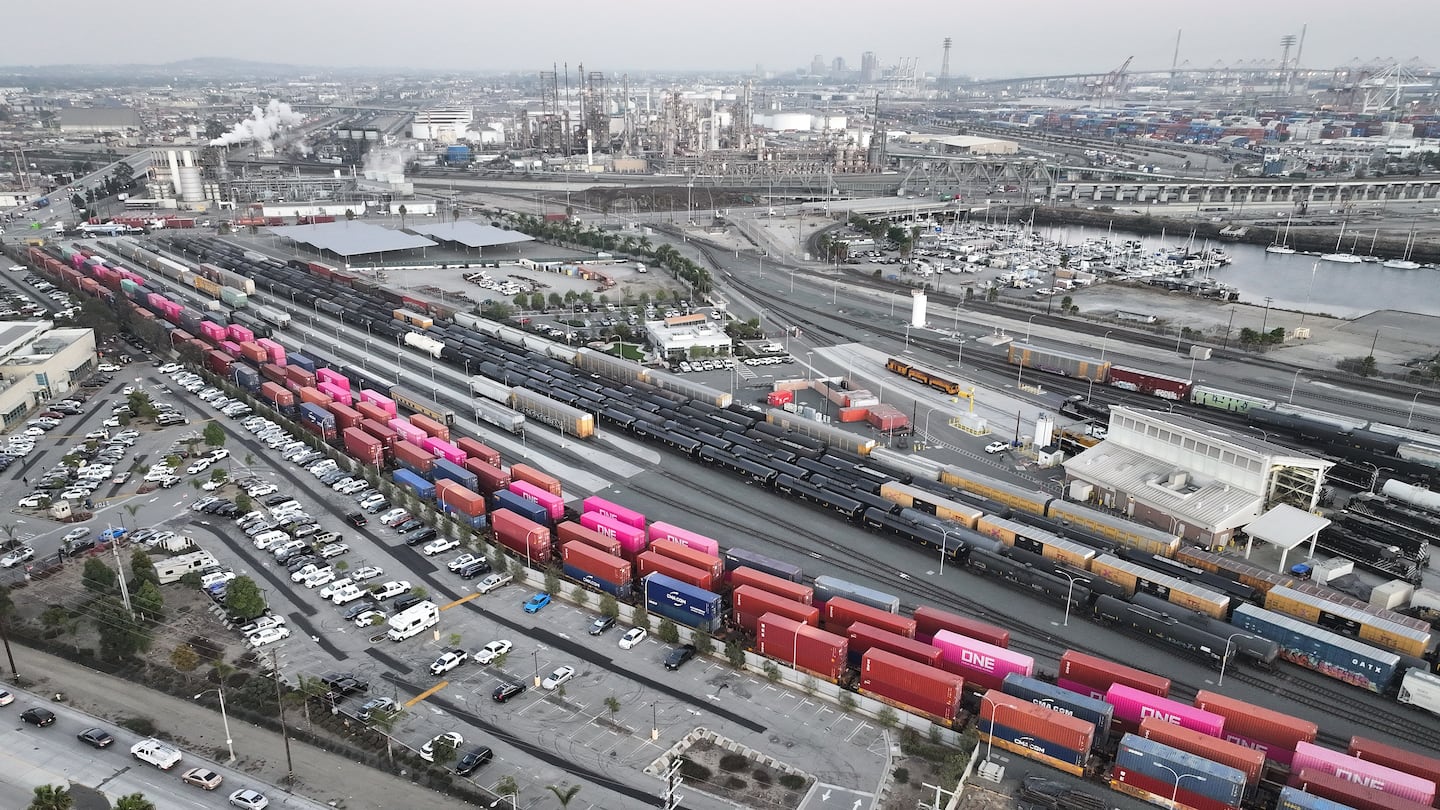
[645, 313, 732, 361]
[0, 322, 97, 427]
[896, 133, 1020, 156]
[58, 107, 142, 135]
[1062, 407, 1331, 551]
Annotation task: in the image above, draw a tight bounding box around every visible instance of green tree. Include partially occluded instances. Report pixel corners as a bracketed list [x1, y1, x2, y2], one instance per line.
[495, 775, 519, 798]
[111, 162, 135, 188]
[657, 618, 679, 644]
[133, 580, 164, 623]
[129, 549, 159, 590]
[171, 643, 199, 672]
[604, 695, 621, 716]
[428, 734, 459, 767]
[27, 784, 73, 810]
[113, 793, 157, 810]
[543, 567, 561, 595]
[345, 209, 356, 223]
[82, 557, 119, 595]
[598, 593, 619, 620]
[529, 292, 546, 312]
[725, 640, 747, 669]
[224, 575, 266, 620]
[691, 633, 713, 656]
[94, 597, 151, 662]
[546, 784, 582, 809]
[203, 422, 226, 449]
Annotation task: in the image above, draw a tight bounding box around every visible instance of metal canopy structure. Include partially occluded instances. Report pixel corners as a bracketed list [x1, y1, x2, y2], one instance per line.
[1240, 503, 1332, 572]
[266, 221, 437, 257]
[405, 221, 535, 249]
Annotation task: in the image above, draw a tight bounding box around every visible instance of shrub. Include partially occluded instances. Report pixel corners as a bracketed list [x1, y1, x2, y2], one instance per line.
[763, 660, 781, 683]
[893, 767, 910, 784]
[725, 776, 747, 790]
[779, 773, 807, 790]
[752, 768, 772, 785]
[679, 760, 712, 781]
[719, 753, 749, 772]
[656, 618, 679, 644]
[118, 716, 157, 736]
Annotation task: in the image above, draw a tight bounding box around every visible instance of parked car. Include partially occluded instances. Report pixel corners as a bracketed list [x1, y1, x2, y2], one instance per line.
[523, 593, 551, 614]
[664, 644, 697, 671]
[475, 639, 513, 665]
[541, 665, 575, 690]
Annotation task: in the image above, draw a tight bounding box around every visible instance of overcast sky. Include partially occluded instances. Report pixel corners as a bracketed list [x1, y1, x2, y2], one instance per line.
[6, 1, 1437, 77]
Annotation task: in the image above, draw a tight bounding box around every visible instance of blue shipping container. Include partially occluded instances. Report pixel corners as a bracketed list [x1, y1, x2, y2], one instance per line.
[232, 366, 261, 391]
[982, 721, 1087, 768]
[1277, 786, 1358, 810]
[1001, 674, 1113, 747]
[644, 573, 722, 633]
[564, 562, 632, 600]
[300, 402, 335, 429]
[440, 503, 487, 529]
[1231, 603, 1400, 694]
[287, 353, 316, 374]
[493, 490, 548, 525]
[431, 457, 479, 492]
[393, 468, 436, 500]
[1115, 734, 1246, 806]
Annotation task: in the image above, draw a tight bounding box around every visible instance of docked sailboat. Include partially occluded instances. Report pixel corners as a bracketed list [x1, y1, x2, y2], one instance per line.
[1383, 222, 1422, 269]
[1266, 212, 1296, 254]
[1320, 220, 1362, 263]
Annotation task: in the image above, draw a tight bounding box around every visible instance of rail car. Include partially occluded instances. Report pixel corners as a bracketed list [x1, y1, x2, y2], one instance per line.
[1092, 595, 1232, 669]
[885, 357, 964, 395]
[1127, 593, 1278, 669]
[389, 385, 456, 426]
[1006, 342, 1110, 382]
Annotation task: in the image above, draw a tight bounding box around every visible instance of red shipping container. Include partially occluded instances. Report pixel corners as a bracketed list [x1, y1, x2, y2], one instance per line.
[297, 386, 332, 407]
[557, 522, 623, 558]
[913, 606, 1010, 648]
[260, 381, 294, 409]
[408, 412, 450, 442]
[260, 363, 287, 384]
[511, 463, 562, 496]
[822, 597, 917, 638]
[205, 350, 234, 374]
[1139, 717, 1266, 786]
[1348, 737, 1440, 809]
[860, 649, 962, 723]
[1193, 690, 1317, 766]
[456, 437, 502, 468]
[766, 390, 794, 407]
[978, 690, 1095, 754]
[342, 428, 384, 467]
[561, 542, 631, 586]
[865, 404, 908, 431]
[636, 551, 715, 592]
[649, 539, 723, 582]
[836, 406, 869, 423]
[1291, 768, 1435, 810]
[756, 613, 847, 682]
[435, 479, 486, 517]
[356, 400, 390, 425]
[286, 367, 316, 390]
[1059, 650, 1170, 699]
[393, 440, 436, 474]
[732, 585, 820, 634]
[327, 402, 363, 431]
[490, 509, 551, 565]
[464, 459, 510, 495]
[1111, 766, 1242, 810]
[360, 418, 397, 450]
[848, 623, 943, 668]
[239, 341, 268, 364]
[730, 567, 813, 605]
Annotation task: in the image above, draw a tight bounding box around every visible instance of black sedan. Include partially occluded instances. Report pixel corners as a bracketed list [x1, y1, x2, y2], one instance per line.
[491, 682, 527, 703]
[77, 727, 115, 748]
[345, 512, 367, 527]
[21, 707, 57, 727]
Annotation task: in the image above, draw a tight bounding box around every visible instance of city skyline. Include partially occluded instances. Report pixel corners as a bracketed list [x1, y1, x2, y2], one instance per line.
[3, 1, 1438, 77]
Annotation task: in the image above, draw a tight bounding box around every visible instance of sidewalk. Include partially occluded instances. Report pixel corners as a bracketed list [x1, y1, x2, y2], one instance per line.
[5, 644, 455, 809]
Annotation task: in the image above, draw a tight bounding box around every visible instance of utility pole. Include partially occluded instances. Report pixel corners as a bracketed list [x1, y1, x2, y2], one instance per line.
[271, 647, 295, 784]
[663, 758, 684, 809]
[111, 537, 133, 617]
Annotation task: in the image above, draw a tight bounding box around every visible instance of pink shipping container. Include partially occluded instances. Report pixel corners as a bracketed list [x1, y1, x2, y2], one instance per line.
[646, 521, 720, 556]
[422, 437, 467, 465]
[582, 496, 646, 530]
[226, 324, 254, 343]
[220, 340, 243, 356]
[510, 480, 565, 521]
[359, 389, 397, 417]
[1105, 683, 1225, 737]
[1292, 741, 1437, 806]
[388, 417, 426, 446]
[579, 511, 648, 559]
[931, 629, 1034, 690]
[256, 338, 285, 366]
[1194, 690, 1316, 768]
[316, 368, 350, 390]
[317, 380, 353, 406]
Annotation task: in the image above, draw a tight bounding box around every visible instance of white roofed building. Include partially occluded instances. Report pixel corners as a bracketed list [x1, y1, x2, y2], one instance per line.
[411, 107, 474, 143]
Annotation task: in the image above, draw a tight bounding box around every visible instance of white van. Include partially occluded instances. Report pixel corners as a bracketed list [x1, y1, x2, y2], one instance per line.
[386, 600, 439, 641]
[130, 738, 182, 770]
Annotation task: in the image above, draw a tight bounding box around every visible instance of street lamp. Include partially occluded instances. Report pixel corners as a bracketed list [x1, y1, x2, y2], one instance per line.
[938, 528, 959, 575]
[979, 691, 1002, 764]
[488, 795, 519, 810]
[1217, 633, 1256, 687]
[1055, 571, 1082, 627]
[1025, 314, 1038, 342]
[1148, 759, 1208, 803]
[1288, 370, 1303, 403]
[806, 351, 814, 382]
[194, 686, 235, 762]
[532, 649, 541, 687]
[1408, 392, 1422, 428]
[1098, 330, 1114, 364]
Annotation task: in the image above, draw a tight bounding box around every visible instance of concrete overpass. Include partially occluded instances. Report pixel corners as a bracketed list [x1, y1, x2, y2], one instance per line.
[1049, 175, 1440, 205]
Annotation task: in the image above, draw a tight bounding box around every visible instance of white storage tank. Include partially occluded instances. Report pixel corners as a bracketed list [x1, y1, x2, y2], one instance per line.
[1382, 479, 1440, 514]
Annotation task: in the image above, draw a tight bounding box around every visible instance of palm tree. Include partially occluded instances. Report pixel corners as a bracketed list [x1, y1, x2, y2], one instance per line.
[114, 794, 157, 810]
[27, 784, 73, 810]
[397, 204, 408, 231]
[546, 784, 582, 808]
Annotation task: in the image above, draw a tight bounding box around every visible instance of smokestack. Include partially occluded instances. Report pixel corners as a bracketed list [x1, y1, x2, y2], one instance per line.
[941, 38, 952, 81]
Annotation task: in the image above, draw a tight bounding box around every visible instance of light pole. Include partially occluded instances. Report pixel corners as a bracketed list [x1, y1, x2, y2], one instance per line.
[980, 691, 1001, 764]
[532, 649, 541, 687]
[1149, 759, 1207, 803]
[1408, 392, 1422, 428]
[904, 324, 911, 348]
[938, 528, 958, 575]
[1056, 571, 1081, 627]
[1098, 330, 1114, 364]
[1217, 633, 1256, 687]
[806, 351, 814, 382]
[1025, 314, 1038, 342]
[195, 686, 235, 762]
[1288, 370, 1303, 403]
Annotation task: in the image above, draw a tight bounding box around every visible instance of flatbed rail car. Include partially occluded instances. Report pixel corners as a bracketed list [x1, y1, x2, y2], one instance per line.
[886, 357, 964, 395]
[389, 385, 456, 426]
[1006, 342, 1110, 382]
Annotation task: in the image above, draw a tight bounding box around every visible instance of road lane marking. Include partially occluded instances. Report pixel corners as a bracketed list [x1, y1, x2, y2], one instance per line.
[405, 680, 449, 707]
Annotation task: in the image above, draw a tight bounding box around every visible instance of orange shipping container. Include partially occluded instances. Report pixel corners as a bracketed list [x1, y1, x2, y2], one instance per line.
[435, 479, 486, 517]
[649, 539, 723, 582]
[837, 406, 869, 423]
[297, 386, 332, 407]
[511, 463, 562, 496]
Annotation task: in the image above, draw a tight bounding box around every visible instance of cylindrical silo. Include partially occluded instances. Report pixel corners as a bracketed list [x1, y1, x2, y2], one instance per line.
[910, 290, 927, 327]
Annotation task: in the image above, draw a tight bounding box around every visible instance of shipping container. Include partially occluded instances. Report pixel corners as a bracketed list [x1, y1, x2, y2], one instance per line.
[319, 382, 355, 407]
[1115, 734, 1247, 806]
[646, 521, 720, 556]
[510, 463, 562, 496]
[557, 522, 623, 558]
[508, 480, 565, 521]
[730, 567, 814, 605]
[260, 381, 295, 411]
[847, 623, 943, 668]
[644, 573, 722, 633]
[932, 629, 1034, 690]
[205, 350, 235, 375]
[913, 607, 1010, 648]
[1106, 683, 1225, 736]
[1232, 604, 1402, 694]
[1291, 768, 1436, 810]
[561, 542, 632, 598]
[431, 457, 480, 492]
[297, 385, 333, 408]
[358, 389, 397, 417]
[409, 412, 450, 443]
[286, 367, 317, 390]
[388, 418, 427, 446]
[455, 437, 502, 468]
[579, 511, 648, 558]
[1348, 737, 1440, 808]
[1278, 785, 1369, 810]
[1193, 690, 1318, 768]
[1111, 765, 1244, 810]
[421, 437, 466, 466]
[756, 612, 847, 682]
[649, 539, 723, 582]
[1059, 649, 1171, 700]
[357, 400, 391, 425]
[1265, 585, 1433, 660]
[860, 648, 963, 724]
[636, 550, 715, 592]
[360, 419, 397, 452]
[1292, 742, 1436, 806]
[393, 440, 437, 476]
[393, 468, 436, 500]
[732, 585, 820, 634]
[1000, 674, 1113, 748]
[978, 690, 1093, 774]
[434, 479, 486, 518]
[299, 402, 336, 439]
[722, 547, 805, 582]
[1139, 717, 1266, 786]
[316, 367, 350, 391]
[342, 427, 384, 467]
[458, 459, 507, 496]
[493, 490, 550, 526]
[812, 575, 900, 612]
[822, 597, 917, 638]
[490, 507, 552, 565]
[327, 402, 363, 431]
